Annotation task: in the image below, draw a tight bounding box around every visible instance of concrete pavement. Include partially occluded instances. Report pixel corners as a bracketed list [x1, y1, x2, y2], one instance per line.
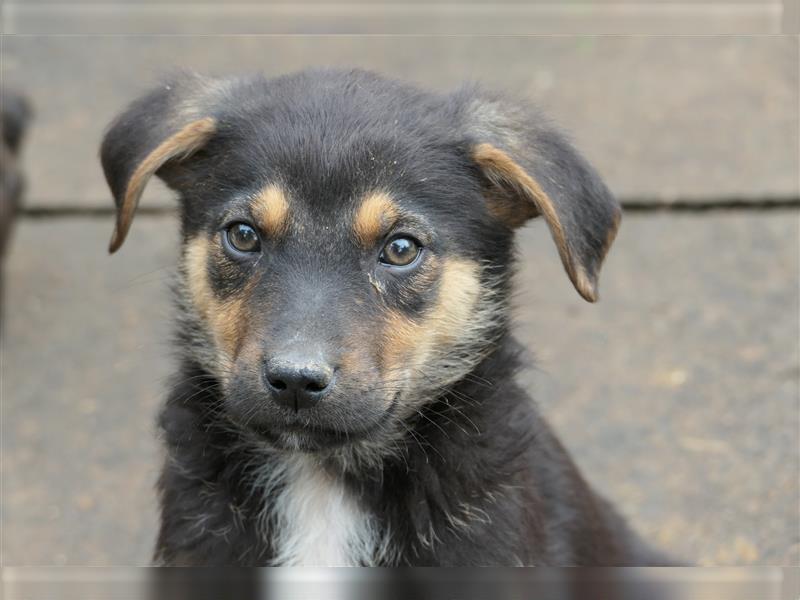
[3, 36, 797, 207]
[1, 30, 798, 566]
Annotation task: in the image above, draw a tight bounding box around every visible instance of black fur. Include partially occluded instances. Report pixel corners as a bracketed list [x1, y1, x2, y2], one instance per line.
[101, 68, 671, 566]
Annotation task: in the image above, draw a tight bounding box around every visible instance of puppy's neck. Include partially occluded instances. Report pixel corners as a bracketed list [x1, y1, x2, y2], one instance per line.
[256, 453, 392, 566]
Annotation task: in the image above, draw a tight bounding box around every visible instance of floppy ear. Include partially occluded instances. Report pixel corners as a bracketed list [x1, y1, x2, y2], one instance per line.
[100, 74, 221, 253]
[462, 91, 621, 302]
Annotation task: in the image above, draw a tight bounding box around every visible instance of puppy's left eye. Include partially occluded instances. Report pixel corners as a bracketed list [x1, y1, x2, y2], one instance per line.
[225, 222, 261, 253]
[379, 236, 421, 267]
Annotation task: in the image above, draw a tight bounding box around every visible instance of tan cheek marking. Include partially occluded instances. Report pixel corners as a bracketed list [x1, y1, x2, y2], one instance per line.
[185, 235, 214, 322]
[425, 258, 482, 346]
[338, 346, 381, 385]
[380, 258, 481, 376]
[338, 349, 359, 374]
[381, 310, 423, 378]
[397, 257, 440, 304]
[236, 338, 263, 371]
[353, 191, 399, 248]
[185, 236, 252, 368]
[252, 183, 290, 237]
[213, 291, 250, 361]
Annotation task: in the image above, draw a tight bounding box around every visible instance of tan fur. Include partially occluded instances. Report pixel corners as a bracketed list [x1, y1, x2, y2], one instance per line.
[381, 258, 481, 378]
[472, 142, 602, 303]
[184, 235, 251, 374]
[215, 297, 249, 364]
[353, 191, 399, 248]
[427, 258, 483, 345]
[252, 183, 290, 237]
[338, 347, 375, 381]
[381, 310, 422, 378]
[185, 236, 215, 323]
[109, 117, 217, 253]
[482, 183, 538, 229]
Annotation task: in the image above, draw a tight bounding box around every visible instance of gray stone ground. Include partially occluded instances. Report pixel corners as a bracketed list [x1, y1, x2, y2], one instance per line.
[1, 27, 798, 566]
[3, 36, 798, 206]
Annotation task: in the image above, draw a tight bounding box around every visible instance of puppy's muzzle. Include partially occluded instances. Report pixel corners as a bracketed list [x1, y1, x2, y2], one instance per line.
[263, 352, 334, 411]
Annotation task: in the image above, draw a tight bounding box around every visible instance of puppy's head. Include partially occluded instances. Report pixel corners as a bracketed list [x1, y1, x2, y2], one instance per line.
[101, 69, 619, 455]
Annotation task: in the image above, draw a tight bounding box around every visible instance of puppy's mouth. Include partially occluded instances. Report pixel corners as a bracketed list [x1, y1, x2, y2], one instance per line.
[250, 395, 398, 451]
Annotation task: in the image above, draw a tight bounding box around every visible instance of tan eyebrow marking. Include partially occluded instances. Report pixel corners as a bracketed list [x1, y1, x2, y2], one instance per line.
[251, 183, 290, 237]
[353, 191, 399, 248]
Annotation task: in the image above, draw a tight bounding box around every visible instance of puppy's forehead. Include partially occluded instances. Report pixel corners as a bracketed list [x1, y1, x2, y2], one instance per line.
[219, 90, 454, 198]
[204, 84, 480, 240]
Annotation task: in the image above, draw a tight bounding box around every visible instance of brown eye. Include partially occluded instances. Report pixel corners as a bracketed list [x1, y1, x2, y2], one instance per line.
[379, 236, 421, 267]
[225, 222, 260, 253]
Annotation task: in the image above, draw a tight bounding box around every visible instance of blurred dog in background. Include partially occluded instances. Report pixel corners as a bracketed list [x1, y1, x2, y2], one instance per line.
[1, 90, 32, 296]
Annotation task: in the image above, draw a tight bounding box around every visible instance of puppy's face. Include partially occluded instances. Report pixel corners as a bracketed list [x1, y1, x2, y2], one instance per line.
[175, 122, 507, 452]
[101, 70, 620, 454]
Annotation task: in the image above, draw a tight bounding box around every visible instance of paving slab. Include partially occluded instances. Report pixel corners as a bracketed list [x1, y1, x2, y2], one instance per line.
[2, 210, 798, 565]
[2, 36, 797, 209]
[2, 215, 176, 566]
[515, 211, 799, 566]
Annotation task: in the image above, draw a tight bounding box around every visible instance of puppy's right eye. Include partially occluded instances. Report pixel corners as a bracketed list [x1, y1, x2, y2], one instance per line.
[379, 236, 421, 267]
[224, 222, 261, 254]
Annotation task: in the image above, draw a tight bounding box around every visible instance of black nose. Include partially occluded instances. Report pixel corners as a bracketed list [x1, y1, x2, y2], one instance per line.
[263, 356, 334, 411]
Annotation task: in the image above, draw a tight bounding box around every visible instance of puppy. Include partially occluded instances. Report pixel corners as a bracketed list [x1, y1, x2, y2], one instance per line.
[101, 68, 669, 566]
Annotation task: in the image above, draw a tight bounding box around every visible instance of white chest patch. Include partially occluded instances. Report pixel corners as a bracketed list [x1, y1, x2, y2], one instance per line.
[259, 455, 387, 566]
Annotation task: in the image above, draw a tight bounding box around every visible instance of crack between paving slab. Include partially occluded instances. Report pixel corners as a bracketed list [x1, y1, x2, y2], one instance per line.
[17, 197, 800, 219]
[621, 197, 800, 212]
[20, 206, 175, 219]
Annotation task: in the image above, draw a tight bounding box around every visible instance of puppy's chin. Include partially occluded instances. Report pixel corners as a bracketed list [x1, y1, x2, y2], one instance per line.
[235, 393, 400, 453]
[250, 424, 369, 452]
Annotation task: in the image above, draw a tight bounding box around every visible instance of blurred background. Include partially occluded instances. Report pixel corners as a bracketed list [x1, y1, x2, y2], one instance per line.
[1, 1, 798, 567]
